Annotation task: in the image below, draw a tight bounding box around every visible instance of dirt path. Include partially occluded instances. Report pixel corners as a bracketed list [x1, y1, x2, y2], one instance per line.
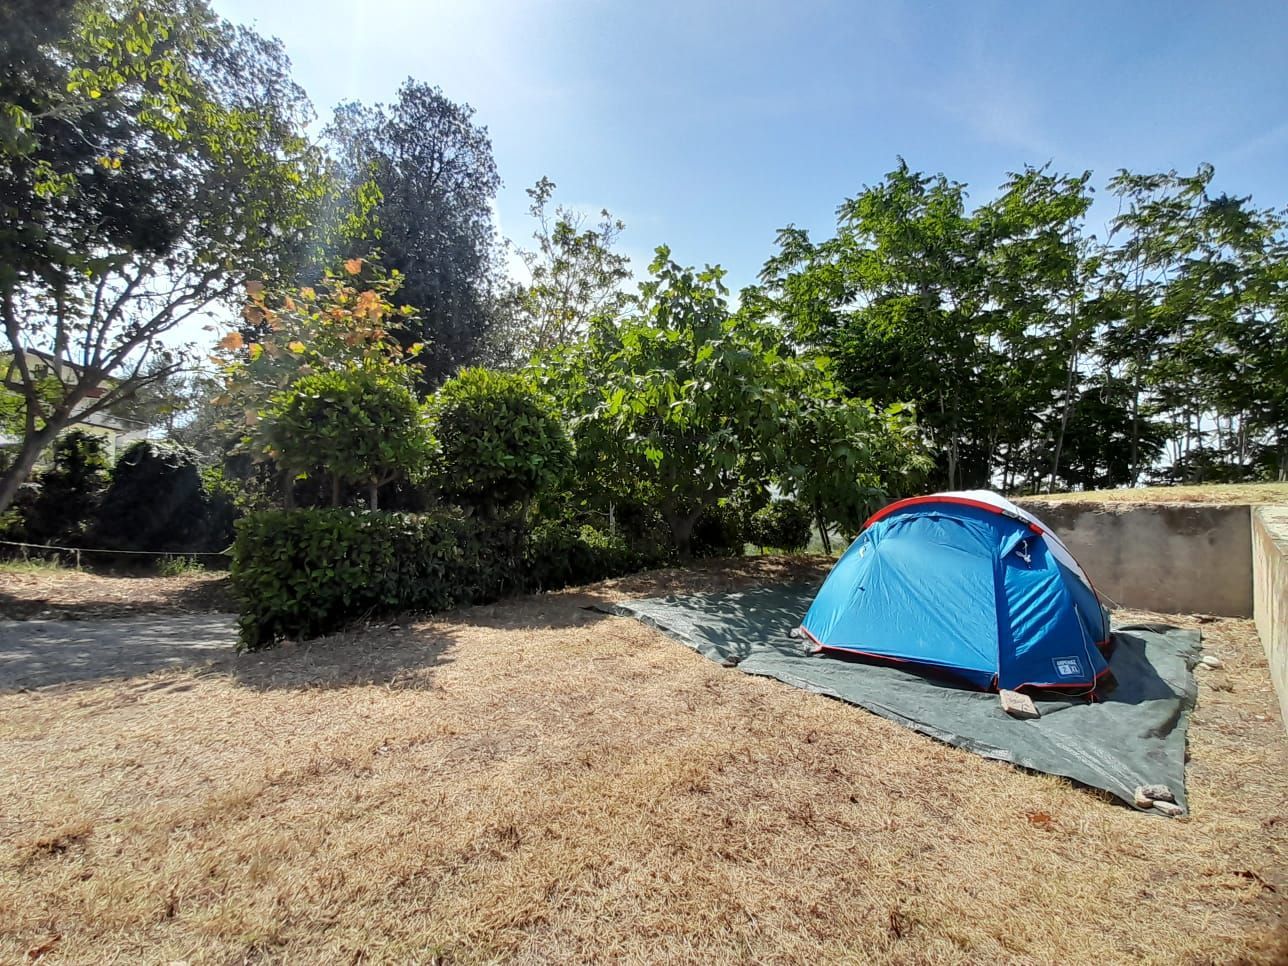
[0, 614, 237, 691]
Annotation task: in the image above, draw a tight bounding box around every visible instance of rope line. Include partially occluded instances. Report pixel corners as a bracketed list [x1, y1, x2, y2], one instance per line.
[0, 538, 229, 558]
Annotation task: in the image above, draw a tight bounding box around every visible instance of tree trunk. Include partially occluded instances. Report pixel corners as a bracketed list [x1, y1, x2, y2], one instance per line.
[331, 475, 341, 508]
[0, 425, 57, 515]
[282, 469, 295, 510]
[368, 482, 379, 511]
[1049, 341, 1081, 494]
[664, 507, 702, 559]
[1128, 369, 1142, 485]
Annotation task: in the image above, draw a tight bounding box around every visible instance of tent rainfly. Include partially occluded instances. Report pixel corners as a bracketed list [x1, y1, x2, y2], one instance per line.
[798, 490, 1111, 693]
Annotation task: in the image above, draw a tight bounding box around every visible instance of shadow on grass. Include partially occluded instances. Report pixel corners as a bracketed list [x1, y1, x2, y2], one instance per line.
[0, 613, 237, 691]
[219, 589, 624, 692]
[0, 557, 825, 693]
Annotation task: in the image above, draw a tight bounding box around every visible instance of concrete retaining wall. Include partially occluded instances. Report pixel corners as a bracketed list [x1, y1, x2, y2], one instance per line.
[1252, 507, 1288, 729]
[1019, 501, 1253, 617]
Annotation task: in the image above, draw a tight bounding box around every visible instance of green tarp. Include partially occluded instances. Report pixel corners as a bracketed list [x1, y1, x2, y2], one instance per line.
[604, 584, 1202, 812]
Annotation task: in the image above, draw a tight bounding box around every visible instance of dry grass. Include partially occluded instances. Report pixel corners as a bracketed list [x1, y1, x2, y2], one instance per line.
[1024, 482, 1288, 505]
[0, 557, 1284, 963]
[0, 567, 231, 620]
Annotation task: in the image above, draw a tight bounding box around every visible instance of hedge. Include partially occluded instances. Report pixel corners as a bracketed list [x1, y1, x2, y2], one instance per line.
[232, 509, 656, 650]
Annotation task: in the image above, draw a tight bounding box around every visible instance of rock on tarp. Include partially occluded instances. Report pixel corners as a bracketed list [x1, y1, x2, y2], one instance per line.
[601, 584, 1201, 812]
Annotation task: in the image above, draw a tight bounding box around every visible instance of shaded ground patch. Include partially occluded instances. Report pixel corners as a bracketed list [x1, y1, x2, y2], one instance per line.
[0, 614, 236, 691]
[0, 568, 232, 620]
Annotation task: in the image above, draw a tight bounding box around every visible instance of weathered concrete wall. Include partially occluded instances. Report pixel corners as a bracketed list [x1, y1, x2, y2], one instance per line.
[1018, 501, 1253, 617]
[1252, 507, 1288, 730]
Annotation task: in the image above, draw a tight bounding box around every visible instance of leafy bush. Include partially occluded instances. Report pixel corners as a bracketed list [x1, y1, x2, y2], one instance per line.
[157, 555, 206, 577]
[430, 368, 570, 517]
[606, 500, 673, 563]
[264, 365, 431, 509]
[690, 502, 746, 558]
[747, 499, 813, 552]
[92, 441, 210, 554]
[200, 466, 242, 552]
[21, 430, 110, 545]
[525, 521, 647, 591]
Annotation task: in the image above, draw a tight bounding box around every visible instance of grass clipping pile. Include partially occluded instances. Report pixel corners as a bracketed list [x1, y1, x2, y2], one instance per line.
[1, 558, 1285, 963]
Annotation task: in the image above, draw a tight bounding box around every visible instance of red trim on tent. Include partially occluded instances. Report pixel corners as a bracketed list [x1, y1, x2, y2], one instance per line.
[799, 626, 913, 664]
[798, 625, 822, 648]
[863, 495, 1009, 529]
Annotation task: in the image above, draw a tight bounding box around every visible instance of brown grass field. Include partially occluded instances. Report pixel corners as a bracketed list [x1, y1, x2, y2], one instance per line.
[1, 561, 1285, 963]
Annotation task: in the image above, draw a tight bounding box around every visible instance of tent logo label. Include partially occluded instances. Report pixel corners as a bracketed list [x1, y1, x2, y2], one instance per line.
[1053, 657, 1083, 678]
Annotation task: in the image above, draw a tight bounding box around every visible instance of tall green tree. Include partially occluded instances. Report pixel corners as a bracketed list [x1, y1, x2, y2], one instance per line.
[327, 80, 501, 387]
[0, 0, 324, 514]
[492, 177, 631, 365]
[759, 161, 991, 488]
[20, 429, 109, 545]
[977, 166, 1095, 492]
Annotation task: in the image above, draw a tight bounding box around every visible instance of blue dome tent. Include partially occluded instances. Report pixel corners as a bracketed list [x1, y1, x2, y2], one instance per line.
[799, 490, 1112, 693]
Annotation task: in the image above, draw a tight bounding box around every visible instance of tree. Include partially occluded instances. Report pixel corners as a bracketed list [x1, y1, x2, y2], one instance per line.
[106, 357, 195, 434]
[751, 159, 1288, 493]
[757, 161, 991, 489]
[213, 257, 425, 502]
[20, 429, 109, 545]
[264, 365, 431, 510]
[541, 248, 923, 556]
[492, 177, 631, 364]
[976, 166, 1095, 493]
[747, 500, 813, 554]
[430, 367, 571, 519]
[92, 439, 209, 552]
[327, 80, 501, 387]
[0, 0, 325, 514]
[1099, 166, 1288, 483]
[778, 395, 928, 552]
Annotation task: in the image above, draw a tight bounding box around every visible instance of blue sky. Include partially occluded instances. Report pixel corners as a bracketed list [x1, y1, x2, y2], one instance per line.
[215, 0, 1288, 293]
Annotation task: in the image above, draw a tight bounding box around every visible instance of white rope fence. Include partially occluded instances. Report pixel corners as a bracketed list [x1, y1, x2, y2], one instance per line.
[0, 538, 229, 569]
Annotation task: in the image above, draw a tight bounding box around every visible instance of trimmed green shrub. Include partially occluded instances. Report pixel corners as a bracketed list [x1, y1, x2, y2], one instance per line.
[430, 368, 571, 517]
[231, 509, 527, 650]
[263, 365, 431, 509]
[92, 441, 209, 553]
[231, 509, 663, 650]
[747, 499, 813, 552]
